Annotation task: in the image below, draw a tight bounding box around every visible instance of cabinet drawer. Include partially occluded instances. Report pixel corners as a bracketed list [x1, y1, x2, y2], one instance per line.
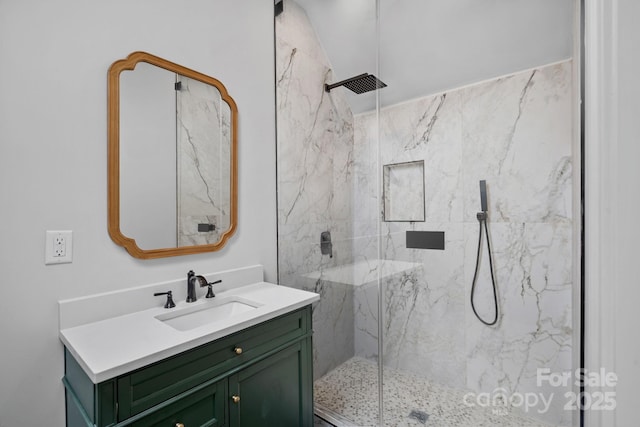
[129, 380, 225, 427]
[118, 306, 311, 419]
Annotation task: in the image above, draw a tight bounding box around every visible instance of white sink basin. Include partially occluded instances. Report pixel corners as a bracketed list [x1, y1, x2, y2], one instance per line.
[155, 296, 261, 331]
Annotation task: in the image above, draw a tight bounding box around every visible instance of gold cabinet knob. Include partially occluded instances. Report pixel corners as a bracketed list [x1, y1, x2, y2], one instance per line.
[231, 395, 240, 404]
[176, 423, 185, 427]
[233, 346, 243, 355]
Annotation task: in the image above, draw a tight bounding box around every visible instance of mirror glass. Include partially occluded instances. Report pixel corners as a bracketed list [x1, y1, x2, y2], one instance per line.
[108, 52, 237, 259]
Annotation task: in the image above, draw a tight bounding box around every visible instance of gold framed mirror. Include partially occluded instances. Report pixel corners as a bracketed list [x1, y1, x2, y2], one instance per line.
[108, 51, 238, 259]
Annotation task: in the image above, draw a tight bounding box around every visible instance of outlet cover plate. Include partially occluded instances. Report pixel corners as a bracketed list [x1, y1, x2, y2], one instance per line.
[45, 230, 73, 265]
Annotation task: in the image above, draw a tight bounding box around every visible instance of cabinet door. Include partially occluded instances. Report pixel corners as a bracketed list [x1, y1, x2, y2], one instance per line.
[228, 339, 312, 427]
[129, 380, 225, 427]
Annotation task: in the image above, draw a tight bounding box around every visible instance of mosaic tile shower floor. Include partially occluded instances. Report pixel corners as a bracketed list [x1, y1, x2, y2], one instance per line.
[314, 357, 560, 427]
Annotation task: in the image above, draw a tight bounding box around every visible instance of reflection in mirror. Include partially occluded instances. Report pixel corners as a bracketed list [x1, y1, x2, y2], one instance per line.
[120, 63, 177, 249]
[108, 52, 237, 259]
[176, 75, 232, 247]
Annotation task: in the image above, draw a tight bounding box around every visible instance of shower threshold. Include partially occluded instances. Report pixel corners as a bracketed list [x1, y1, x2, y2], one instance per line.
[315, 402, 360, 427]
[314, 357, 562, 427]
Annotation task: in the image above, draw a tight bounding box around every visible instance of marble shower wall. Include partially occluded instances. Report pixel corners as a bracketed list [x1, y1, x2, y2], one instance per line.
[353, 61, 573, 425]
[275, 0, 357, 378]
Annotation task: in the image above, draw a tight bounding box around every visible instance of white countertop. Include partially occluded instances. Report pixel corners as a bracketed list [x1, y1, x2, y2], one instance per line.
[60, 281, 319, 383]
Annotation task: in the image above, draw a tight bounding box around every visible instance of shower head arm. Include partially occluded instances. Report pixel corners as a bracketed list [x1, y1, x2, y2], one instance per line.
[325, 73, 369, 92]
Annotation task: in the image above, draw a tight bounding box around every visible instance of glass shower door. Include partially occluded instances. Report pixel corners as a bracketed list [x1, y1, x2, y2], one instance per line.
[374, 1, 576, 426]
[274, 0, 383, 425]
[276, 1, 576, 426]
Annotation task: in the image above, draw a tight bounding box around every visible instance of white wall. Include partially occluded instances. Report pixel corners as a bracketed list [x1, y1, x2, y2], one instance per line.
[585, 0, 640, 425]
[614, 1, 640, 424]
[0, 1, 276, 426]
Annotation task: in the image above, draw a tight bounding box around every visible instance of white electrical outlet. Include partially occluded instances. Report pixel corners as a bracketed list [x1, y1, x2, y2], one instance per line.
[45, 230, 73, 265]
[54, 234, 66, 257]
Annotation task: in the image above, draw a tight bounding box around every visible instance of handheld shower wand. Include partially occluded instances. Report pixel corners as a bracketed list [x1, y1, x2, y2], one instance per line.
[470, 180, 499, 326]
[479, 179, 488, 213]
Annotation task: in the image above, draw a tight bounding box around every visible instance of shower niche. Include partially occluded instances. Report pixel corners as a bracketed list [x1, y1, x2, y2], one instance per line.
[383, 160, 425, 222]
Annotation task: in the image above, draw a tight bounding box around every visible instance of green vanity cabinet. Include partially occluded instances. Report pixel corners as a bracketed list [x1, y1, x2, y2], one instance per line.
[63, 306, 313, 427]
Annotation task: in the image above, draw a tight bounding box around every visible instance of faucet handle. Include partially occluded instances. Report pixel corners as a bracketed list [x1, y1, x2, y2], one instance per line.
[154, 291, 176, 309]
[203, 279, 222, 298]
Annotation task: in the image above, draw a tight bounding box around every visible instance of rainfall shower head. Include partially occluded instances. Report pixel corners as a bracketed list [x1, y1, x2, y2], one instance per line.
[325, 73, 387, 94]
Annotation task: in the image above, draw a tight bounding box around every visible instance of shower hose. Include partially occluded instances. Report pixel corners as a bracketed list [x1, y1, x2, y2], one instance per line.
[470, 211, 499, 326]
